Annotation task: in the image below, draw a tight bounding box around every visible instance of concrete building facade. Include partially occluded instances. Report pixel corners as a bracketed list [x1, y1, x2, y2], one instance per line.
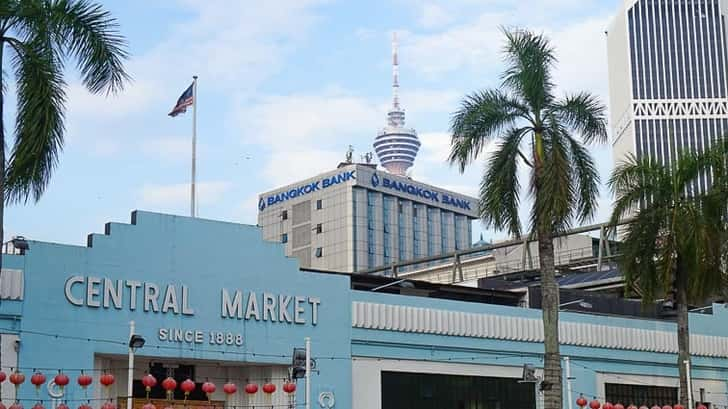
[257, 164, 478, 272]
[607, 0, 728, 190]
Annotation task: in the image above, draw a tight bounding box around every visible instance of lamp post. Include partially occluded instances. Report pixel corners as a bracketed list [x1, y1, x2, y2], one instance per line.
[127, 321, 146, 409]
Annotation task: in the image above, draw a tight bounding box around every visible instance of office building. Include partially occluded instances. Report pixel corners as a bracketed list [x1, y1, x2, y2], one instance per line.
[607, 0, 728, 191]
[257, 164, 478, 272]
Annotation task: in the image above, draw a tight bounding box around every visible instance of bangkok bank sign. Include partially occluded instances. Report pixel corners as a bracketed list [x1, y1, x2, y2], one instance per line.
[259, 170, 355, 210]
[371, 173, 471, 211]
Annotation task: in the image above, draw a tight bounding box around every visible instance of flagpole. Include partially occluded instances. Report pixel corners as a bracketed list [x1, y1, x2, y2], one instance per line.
[191, 75, 198, 218]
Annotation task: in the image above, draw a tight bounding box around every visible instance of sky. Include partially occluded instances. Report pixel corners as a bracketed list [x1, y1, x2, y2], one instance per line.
[5, 0, 624, 246]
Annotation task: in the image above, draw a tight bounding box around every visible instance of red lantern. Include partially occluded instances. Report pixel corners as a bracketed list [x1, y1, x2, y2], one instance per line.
[662, 406, 672, 409]
[0, 371, 6, 383]
[697, 405, 708, 409]
[283, 382, 296, 394]
[244, 383, 258, 394]
[615, 404, 625, 409]
[262, 383, 276, 394]
[77, 374, 92, 388]
[142, 404, 155, 409]
[223, 383, 237, 395]
[651, 405, 661, 409]
[181, 379, 195, 396]
[142, 374, 157, 391]
[78, 404, 92, 409]
[161, 377, 176, 400]
[0, 402, 6, 409]
[627, 405, 637, 409]
[32, 403, 44, 409]
[100, 373, 115, 387]
[31, 372, 46, 390]
[639, 406, 649, 409]
[604, 403, 614, 409]
[54, 373, 70, 390]
[9, 403, 23, 409]
[57, 403, 69, 409]
[590, 400, 601, 409]
[577, 397, 588, 408]
[202, 381, 216, 397]
[101, 403, 116, 409]
[9, 372, 25, 386]
[674, 405, 685, 409]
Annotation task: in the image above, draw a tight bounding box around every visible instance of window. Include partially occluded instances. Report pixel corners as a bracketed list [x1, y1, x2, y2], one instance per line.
[413, 207, 418, 217]
[281, 210, 288, 220]
[605, 383, 677, 407]
[315, 247, 323, 257]
[316, 199, 323, 210]
[315, 223, 322, 234]
[281, 233, 288, 243]
[398, 202, 403, 214]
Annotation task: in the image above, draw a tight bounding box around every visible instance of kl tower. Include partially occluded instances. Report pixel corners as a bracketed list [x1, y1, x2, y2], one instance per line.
[373, 32, 420, 176]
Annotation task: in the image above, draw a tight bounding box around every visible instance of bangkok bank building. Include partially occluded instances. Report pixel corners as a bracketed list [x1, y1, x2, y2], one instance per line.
[1, 211, 727, 409]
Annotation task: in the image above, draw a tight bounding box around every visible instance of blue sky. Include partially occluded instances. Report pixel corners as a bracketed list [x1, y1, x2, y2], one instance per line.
[6, 0, 622, 246]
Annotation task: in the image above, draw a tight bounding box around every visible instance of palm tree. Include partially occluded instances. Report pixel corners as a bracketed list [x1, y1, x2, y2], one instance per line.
[0, 0, 128, 270]
[608, 140, 728, 406]
[449, 28, 607, 409]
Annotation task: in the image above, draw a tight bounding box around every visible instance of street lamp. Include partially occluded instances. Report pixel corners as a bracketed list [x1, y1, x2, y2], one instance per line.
[127, 322, 145, 409]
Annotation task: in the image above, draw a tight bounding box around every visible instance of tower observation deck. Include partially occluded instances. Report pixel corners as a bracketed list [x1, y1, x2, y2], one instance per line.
[373, 33, 420, 176]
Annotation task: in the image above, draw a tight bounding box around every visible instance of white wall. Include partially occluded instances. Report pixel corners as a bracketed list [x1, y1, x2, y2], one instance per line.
[0, 334, 19, 402]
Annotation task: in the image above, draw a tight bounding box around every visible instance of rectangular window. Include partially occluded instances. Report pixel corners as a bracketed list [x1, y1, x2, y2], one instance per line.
[605, 383, 677, 407]
[398, 202, 403, 213]
[281, 233, 288, 243]
[315, 247, 323, 258]
[281, 210, 288, 220]
[316, 199, 323, 210]
[315, 223, 322, 234]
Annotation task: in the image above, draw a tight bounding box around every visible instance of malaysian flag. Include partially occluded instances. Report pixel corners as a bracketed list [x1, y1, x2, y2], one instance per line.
[168, 82, 194, 117]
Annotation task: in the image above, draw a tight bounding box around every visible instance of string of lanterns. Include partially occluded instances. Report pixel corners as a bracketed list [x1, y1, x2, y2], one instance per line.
[0, 371, 297, 409]
[576, 395, 709, 409]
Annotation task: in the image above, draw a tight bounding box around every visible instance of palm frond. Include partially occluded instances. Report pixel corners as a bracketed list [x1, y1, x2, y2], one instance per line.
[608, 154, 667, 225]
[565, 132, 600, 224]
[49, 0, 129, 94]
[551, 92, 608, 144]
[4, 34, 66, 204]
[532, 120, 573, 234]
[500, 27, 556, 113]
[449, 89, 529, 172]
[479, 126, 528, 237]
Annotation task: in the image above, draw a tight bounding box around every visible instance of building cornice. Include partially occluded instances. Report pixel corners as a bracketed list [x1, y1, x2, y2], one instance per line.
[352, 301, 728, 358]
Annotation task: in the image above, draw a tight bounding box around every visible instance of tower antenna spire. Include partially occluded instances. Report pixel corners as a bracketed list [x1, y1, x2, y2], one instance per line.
[392, 32, 400, 110]
[374, 31, 419, 176]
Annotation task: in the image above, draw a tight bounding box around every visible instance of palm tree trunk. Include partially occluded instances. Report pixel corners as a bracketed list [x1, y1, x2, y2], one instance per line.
[676, 266, 691, 406]
[0, 39, 5, 275]
[533, 130, 562, 409]
[539, 228, 562, 409]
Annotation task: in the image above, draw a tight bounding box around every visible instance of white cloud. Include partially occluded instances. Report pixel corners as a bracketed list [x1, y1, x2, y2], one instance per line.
[418, 4, 454, 28]
[239, 92, 380, 149]
[261, 150, 343, 187]
[139, 181, 231, 207]
[142, 137, 193, 161]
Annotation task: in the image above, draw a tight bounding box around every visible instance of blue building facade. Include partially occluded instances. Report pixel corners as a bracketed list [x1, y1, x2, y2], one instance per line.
[1, 211, 727, 409]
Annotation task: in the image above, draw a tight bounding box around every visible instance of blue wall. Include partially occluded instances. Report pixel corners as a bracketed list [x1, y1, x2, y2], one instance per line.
[5, 211, 351, 406]
[351, 291, 728, 405]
